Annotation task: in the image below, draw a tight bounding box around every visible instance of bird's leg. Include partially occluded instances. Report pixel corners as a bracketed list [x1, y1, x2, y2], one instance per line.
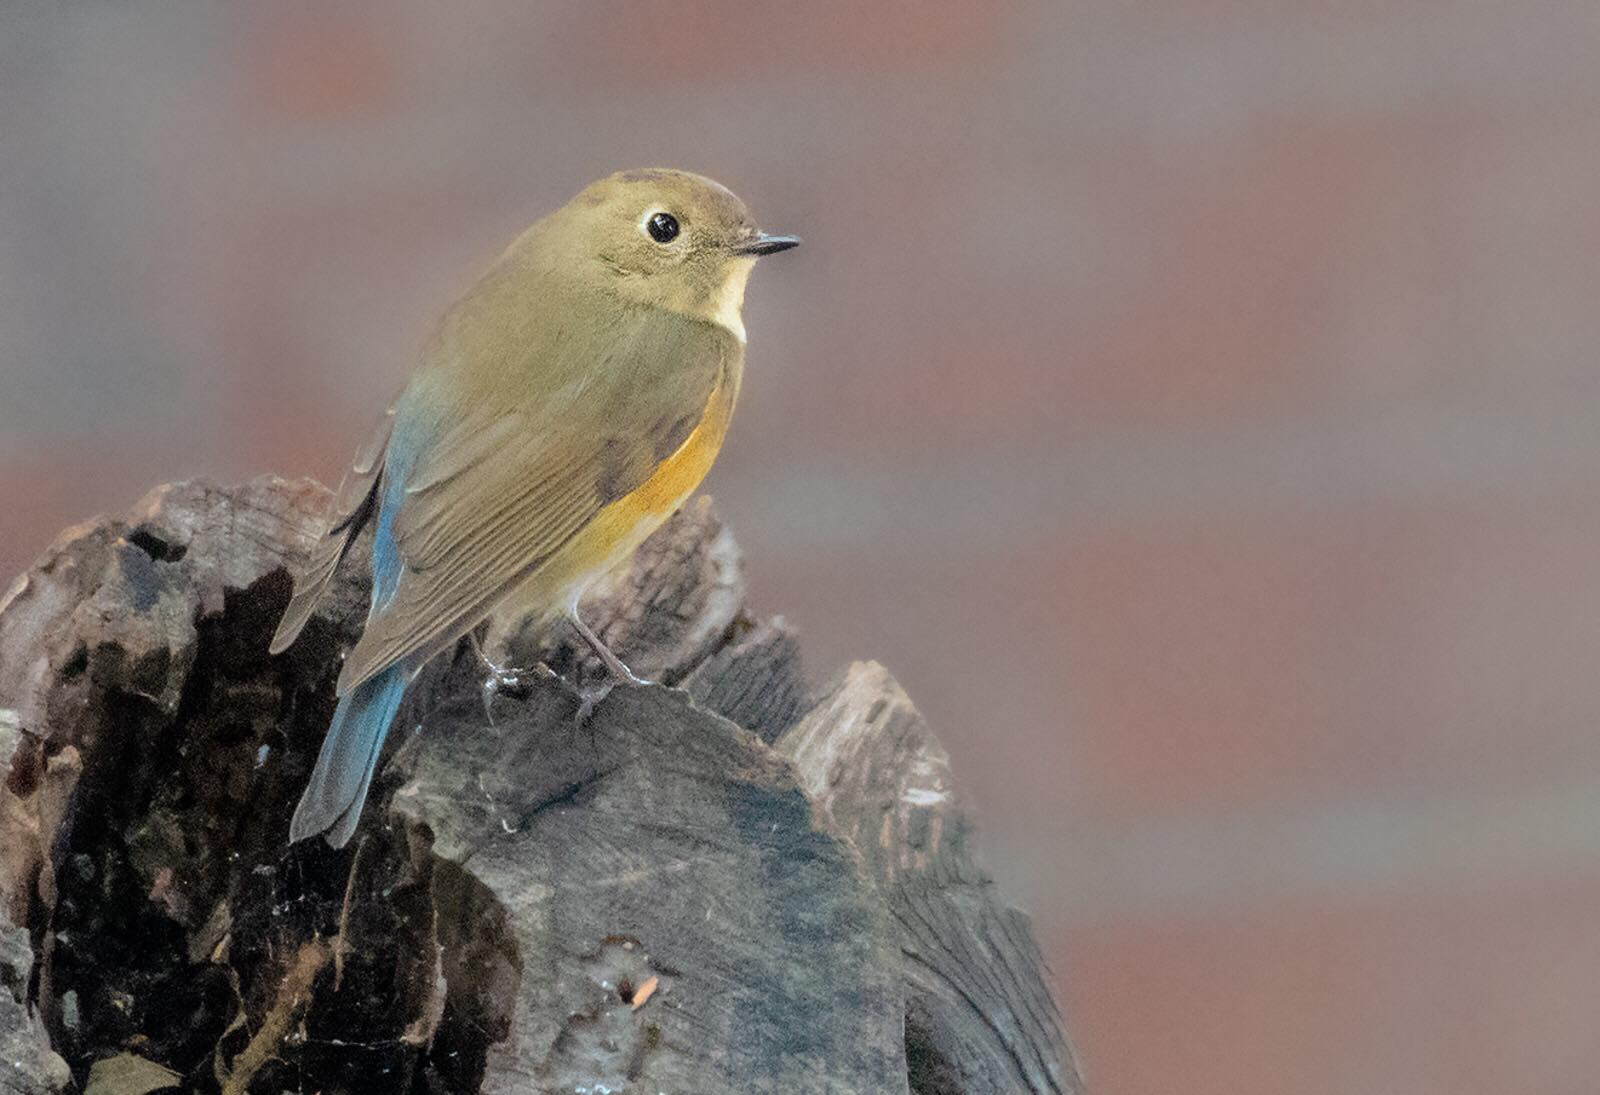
[565, 607, 650, 724]
[469, 630, 555, 722]
[567, 609, 649, 685]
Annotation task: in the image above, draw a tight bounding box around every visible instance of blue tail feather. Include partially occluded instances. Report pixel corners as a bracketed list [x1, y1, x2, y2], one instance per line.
[288, 394, 420, 848]
[290, 665, 408, 848]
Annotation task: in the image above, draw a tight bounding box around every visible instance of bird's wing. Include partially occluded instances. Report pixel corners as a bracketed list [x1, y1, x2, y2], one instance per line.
[334, 312, 733, 694]
[269, 403, 396, 654]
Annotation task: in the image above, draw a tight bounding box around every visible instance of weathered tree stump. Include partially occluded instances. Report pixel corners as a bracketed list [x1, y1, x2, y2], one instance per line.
[0, 477, 1079, 1094]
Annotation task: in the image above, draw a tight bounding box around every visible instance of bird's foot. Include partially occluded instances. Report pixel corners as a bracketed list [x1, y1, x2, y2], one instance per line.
[479, 660, 557, 723]
[573, 670, 652, 728]
[469, 630, 558, 723]
[561, 607, 651, 726]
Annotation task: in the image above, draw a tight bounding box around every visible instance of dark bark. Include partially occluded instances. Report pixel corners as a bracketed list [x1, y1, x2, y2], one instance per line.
[0, 712, 72, 1093]
[0, 476, 1078, 1094]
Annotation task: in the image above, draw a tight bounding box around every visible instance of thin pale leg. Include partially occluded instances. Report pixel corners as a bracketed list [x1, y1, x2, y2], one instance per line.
[566, 599, 650, 724]
[566, 609, 648, 685]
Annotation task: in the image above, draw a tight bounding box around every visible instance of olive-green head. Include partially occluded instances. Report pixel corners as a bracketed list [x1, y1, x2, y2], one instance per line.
[550, 168, 798, 338]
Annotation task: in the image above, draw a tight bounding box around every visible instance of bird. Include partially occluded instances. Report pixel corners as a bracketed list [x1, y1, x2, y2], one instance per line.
[268, 168, 799, 848]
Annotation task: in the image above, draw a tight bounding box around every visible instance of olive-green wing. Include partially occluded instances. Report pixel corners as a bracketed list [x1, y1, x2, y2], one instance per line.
[334, 314, 732, 694]
[269, 403, 395, 655]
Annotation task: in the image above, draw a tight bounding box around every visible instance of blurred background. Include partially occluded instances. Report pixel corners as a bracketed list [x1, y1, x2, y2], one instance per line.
[4, 3, 1600, 1092]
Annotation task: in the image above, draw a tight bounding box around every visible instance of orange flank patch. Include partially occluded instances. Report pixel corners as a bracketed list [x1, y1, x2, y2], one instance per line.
[616, 374, 737, 520]
[531, 365, 740, 610]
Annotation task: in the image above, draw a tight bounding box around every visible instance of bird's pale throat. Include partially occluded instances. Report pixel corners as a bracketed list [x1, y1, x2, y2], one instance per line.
[705, 257, 756, 344]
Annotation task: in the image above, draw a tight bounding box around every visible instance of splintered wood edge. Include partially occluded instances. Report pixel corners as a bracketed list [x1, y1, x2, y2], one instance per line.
[777, 660, 1081, 1095]
[779, 661, 960, 879]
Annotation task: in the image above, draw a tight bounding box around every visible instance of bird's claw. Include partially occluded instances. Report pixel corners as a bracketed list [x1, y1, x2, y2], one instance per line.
[573, 672, 652, 728]
[479, 661, 556, 723]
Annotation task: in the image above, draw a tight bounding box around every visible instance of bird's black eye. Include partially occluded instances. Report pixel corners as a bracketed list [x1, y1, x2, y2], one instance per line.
[647, 212, 680, 244]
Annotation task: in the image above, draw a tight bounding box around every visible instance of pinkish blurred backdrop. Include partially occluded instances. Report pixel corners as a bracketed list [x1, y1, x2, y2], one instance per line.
[5, 3, 1600, 1092]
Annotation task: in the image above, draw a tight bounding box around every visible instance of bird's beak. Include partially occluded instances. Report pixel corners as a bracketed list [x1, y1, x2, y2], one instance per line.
[733, 231, 801, 256]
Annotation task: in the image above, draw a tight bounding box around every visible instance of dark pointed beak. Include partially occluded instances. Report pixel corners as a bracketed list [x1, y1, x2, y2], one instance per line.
[734, 231, 801, 256]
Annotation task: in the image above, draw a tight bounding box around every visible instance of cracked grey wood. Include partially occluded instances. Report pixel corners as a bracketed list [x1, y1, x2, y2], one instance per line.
[685, 614, 813, 743]
[0, 475, 1076, 1094]
[778, 663, 1082, 1095]
[395, 681, 908, 1094]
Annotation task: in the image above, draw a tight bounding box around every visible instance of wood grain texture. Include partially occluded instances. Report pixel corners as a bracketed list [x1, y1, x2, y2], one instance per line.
[0, 475, 1076, 1094]
[395, 681, 908, 1093]
[779, 662, 1083, 1095]
[685, 614, 813, 743]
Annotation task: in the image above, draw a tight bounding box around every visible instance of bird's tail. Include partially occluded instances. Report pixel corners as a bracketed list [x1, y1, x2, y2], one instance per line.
[289, 666, 408, 848]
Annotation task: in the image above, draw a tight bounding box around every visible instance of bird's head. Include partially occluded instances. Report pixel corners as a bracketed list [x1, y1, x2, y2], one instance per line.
[552, 168, 799, 340]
